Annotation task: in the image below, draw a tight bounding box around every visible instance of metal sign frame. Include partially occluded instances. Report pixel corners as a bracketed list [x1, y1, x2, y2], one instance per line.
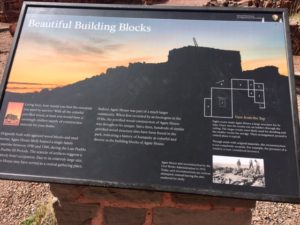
[0, 2, 299, 203]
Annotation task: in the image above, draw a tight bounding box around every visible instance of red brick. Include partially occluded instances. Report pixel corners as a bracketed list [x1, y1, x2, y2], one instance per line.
[104, 207, 147, 225]
[153, 207, 252, 225]
[50, 183, 84, 201]
[172, 193, 256, 209]
[83, 186, 162, 204]
[53, 201, 100, 225]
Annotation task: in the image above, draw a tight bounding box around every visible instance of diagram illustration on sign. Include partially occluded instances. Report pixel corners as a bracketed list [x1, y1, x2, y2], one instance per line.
[204, 79, 265, 118]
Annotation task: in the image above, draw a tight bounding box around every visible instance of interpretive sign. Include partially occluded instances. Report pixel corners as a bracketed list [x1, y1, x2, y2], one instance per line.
[0, 2, 299, 203]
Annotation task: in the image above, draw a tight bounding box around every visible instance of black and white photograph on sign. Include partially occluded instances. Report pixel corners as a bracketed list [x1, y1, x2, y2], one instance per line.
[213, 155, 265, 187]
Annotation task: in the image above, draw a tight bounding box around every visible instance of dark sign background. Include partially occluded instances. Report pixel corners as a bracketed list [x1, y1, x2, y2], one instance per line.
[0, 3, 299, 203]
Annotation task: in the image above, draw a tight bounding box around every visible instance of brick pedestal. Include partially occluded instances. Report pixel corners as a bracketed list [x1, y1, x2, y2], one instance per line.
[50, 184, 255, 225]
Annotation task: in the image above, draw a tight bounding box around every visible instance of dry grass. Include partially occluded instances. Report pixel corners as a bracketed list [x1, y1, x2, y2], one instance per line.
[20, 197, 57, 225]
[290, 13, 300, 24]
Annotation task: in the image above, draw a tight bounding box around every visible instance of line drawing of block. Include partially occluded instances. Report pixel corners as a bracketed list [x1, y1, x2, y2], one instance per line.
[255, 83, 264, 90]
[211, 88, 233, 118]
[204, 98, 212, 117]
[232, 79, 248, 89]
[204, 78, 266, 118]
[248, 80, 254, 89]
[218, 97, 227, 108]
[248, 79, 255, 98]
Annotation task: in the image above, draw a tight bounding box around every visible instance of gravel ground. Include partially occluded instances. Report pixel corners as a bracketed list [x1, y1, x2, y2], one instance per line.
[1, 21, 300, 225]
[0, 23, 11, 81]
[252, 201, 300, 225]
[0, 181, 52, 225]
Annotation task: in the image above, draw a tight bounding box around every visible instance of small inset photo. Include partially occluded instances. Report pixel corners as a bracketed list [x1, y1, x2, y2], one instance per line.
[213, 155, 265, 187]
[3, 102, 24, 126]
